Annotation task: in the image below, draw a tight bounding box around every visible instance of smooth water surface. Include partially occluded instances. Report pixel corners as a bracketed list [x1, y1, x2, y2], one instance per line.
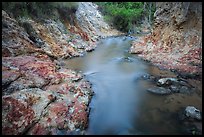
[64, 36, 202, 135]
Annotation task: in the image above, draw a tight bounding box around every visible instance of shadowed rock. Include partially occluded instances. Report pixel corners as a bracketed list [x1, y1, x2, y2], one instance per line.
[147, 86, 172, 95]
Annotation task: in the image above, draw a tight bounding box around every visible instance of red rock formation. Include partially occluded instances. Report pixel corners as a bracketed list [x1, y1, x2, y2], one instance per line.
[130, 2, 202, 75]
[2, 2, 121, 134]
[2, 88, 54, 135]
[2, 6, 94, 135]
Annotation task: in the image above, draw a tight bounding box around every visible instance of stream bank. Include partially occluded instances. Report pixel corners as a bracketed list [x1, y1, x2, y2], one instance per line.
[129, 2, 202, 78]
[2, 2, 121, 135]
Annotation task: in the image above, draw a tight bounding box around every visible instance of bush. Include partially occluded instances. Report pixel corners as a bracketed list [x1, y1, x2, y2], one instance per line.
[96, 2, 155, 33]
[51, 2, 79, 25]
[51, 2, 78, 11]
[2, 2, 29, 18]
[2, 2, 79, 20]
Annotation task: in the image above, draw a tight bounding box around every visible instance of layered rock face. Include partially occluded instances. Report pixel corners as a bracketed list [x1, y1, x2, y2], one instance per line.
[76, 2, 120, 40]
[130, 2, 202, 75]
[2, 2, 120, 135]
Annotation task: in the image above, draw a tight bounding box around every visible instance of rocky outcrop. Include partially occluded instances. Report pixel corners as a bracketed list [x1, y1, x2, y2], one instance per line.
[2, 3, 120, 59]
[2, 2, 120, 135]
[130, 2, 202, 75]
[2, 88, 55, 135]
[76, 2, 120, 40]
[2, 10, 37, 57]
[2, 54, 93, 135]
[147, 77, 194, 95]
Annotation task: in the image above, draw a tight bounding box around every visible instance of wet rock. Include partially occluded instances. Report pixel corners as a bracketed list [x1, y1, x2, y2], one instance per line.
[147, 86, 172, 95]
[155, 77, 194, 95]
[185, 106, 202, 120]
[179, 86, 192, 95]
[122, 57, 134, 62]
[157, 77, 178, 86]
[86, 47, 95, 52]
[114, 57, 135, 64]
[135, 73, 156, 82]
[178, 80, 193, 88]
[178, 107, 202, 135]
[149, 75, 157, 81]
[141, 74, 151, 80]
[169, 85, 180, 93]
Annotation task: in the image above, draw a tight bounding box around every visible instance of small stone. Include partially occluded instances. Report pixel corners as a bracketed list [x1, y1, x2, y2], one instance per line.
[142, 74, 150, 80]
[185, 106, 202, 120]
[169, 85, 180, 93]
[179, 80, 192, 88]
[179, 86, 191, 94]
[157, 78, 178, 86]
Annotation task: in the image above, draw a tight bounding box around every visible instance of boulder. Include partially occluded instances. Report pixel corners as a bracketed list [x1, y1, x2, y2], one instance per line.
[147, 86, 172, 95]
[157, 77, 178, 86]
[185, 106, 202, 120]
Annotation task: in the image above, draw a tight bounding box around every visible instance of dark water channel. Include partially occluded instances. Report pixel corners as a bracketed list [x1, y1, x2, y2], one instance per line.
[64, 36, 202, 135]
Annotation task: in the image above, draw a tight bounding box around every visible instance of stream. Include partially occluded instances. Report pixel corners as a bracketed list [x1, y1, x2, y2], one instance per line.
[64, 36, 202, 135]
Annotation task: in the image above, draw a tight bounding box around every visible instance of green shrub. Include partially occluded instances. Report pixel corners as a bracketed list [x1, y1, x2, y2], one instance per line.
[2, 2, 79, 20]
[95, 2, 155, 33]
[51, 2, 78, 10]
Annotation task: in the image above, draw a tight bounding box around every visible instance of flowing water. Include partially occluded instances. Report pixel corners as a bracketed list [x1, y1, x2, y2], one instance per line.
[64, 36, 202, 135]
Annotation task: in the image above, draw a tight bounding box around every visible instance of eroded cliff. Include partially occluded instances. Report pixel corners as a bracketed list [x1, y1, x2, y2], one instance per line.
[130, 2, 202, 77]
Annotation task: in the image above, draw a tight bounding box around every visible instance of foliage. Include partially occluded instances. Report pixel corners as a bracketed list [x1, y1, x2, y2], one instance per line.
[51, 2, 78, 10]
[96, 2, 155, 33]
[2, 2, 79, 20]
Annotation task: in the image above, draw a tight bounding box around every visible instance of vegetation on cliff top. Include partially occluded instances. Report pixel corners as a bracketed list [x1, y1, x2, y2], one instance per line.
[2, 2, 78, 20]
[2, 2, 156, 34]
[96, 2, 156, 33]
